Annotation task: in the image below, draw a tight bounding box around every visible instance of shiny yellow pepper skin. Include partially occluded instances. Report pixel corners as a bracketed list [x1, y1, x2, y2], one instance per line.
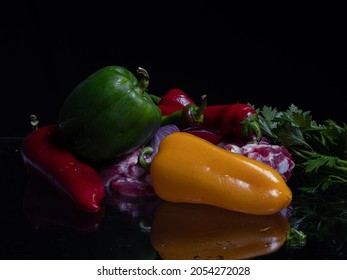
[150, 132, 292, 215]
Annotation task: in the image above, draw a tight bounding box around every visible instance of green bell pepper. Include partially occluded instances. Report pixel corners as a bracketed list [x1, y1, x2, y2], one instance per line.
[58, 66, 162, 163]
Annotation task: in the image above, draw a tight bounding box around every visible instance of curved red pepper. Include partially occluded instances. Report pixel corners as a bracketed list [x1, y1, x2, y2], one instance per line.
[202, 104, 262, 141]
[158, 88, 196, 108]
[21, 124, 105, 213]
[158, 88, 198, 117]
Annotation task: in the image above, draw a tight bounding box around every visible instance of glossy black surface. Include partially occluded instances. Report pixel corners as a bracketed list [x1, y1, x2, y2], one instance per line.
[1, 138, 346, 260]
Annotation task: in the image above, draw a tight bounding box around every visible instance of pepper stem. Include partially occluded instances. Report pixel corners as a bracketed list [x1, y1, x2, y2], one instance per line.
[197, 94, 207, 118]
[30, 115, 39, 131]
[160, 95, 207, 128]
[184, 94, 207, 127]
[137, 67, 150, 94]
[149, 94, 161, 105]
[242, 114, 262, 143]
[138, 146, 154, 170]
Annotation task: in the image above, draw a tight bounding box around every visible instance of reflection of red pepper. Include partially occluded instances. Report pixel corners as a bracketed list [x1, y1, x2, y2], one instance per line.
[202, 104, 262, 141]
[23, 177, 105, 233]
[21, 124, 105, 213]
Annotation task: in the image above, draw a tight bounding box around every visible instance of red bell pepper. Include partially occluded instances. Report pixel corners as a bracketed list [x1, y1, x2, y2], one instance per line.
[21, 123, 105, 213]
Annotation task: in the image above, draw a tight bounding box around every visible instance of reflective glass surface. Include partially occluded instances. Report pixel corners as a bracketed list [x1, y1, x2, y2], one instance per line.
[1, 138, 346, 260]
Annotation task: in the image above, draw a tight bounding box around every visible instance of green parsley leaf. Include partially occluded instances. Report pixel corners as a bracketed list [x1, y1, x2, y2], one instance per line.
[256, 104, 347, 191]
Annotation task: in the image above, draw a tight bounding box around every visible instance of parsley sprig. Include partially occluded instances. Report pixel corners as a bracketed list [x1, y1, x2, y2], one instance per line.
[256, 104, 347, 192]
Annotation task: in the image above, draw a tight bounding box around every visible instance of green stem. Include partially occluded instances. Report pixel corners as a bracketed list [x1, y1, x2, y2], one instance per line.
[149, 94, 161, 105]
[329, 174, 347, 184]
[334, 165, 347, 173]
[295, 148, 347, 167]
[243, 114, 262, 143]
[161, 95, 207, 128]
[161, 109, 186, 127]
[183, 94, 207, 126]
[195, 95, 207, 118]
[291, 149, 311, 161]
[137, 67, 149, 94]
[138, 146, 154, 170]
[337, 159, 347, 167]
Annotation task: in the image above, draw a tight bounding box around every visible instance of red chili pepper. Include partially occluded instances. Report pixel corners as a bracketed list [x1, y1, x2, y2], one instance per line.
[158, 88, 197, 117]
[21, 123, 105, 213]
[158, 88, 196, 108]
[202, 103, 262, 141]
[157, 89, 261, 142]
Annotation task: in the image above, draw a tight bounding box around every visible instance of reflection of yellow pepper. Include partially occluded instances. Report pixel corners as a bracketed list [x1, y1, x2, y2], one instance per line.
[151, 202, 290, 260]
[150, 132, 292, 215]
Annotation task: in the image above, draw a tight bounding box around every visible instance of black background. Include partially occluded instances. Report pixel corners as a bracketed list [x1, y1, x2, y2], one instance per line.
[2, 2, 346, 137]
[1, 2, 347, 261]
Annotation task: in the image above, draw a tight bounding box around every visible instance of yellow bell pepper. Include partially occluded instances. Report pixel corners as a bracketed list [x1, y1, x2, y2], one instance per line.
[151, 201, 290, 260]
[150, 132, 292, 215]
